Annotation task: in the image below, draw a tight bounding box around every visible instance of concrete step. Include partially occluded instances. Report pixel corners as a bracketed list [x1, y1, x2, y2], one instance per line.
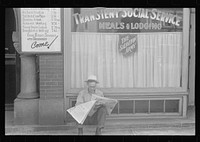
[5, 106, 195, 134]
[5, 125, 76, 134]
[5, 119, 195, 134]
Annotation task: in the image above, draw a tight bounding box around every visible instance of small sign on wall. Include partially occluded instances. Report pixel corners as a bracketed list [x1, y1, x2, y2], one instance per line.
[118, 34, 137, 56]
[20, 8, 61, 53]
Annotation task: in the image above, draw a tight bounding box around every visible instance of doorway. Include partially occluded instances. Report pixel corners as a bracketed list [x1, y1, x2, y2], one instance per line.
[5, 8, 20, 111]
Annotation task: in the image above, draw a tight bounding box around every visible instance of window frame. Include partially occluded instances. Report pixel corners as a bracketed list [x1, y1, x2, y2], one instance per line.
[64, 8, 190, 96]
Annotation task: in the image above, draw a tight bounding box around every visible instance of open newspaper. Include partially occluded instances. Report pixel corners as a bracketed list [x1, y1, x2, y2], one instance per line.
[91, 94, 118, 115]
[66, 95, 118, 124]
[66, 100, 97, 124]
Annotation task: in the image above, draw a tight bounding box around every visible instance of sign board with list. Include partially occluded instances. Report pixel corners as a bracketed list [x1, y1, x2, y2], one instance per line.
[20, 8, 61, 53]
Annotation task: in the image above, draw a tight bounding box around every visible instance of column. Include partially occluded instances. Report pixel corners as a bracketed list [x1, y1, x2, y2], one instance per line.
[17, 55, 39, 99]
[12, 32, 39, 125]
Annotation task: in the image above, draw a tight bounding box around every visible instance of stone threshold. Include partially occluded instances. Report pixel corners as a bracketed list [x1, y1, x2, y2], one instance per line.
[5, 121, 195, 134]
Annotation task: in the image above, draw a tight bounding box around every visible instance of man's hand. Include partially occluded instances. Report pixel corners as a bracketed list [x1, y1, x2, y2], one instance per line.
[95, 101, 103, 106]
[93, 101, 103, 110]
[94, 104, 101, 110]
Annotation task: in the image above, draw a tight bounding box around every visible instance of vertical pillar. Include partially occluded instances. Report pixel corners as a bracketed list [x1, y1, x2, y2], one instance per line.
[14, 54, 39, 125]
[12, 8, 39, 125]
[12, 33, 39, 125]
[17, 55, 39, 99]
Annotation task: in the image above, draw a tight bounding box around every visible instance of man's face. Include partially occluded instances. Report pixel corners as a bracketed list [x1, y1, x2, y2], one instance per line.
[87, 81, 97, 93]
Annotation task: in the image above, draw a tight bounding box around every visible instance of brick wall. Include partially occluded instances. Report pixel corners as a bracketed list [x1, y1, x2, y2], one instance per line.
[39, 55, 64, 98]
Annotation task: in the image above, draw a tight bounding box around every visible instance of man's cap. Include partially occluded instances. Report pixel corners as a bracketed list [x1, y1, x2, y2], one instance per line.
[85, 75, 99, 83]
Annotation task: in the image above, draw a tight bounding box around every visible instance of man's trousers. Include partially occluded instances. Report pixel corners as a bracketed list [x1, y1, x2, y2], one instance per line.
[78, 105, 107, 128]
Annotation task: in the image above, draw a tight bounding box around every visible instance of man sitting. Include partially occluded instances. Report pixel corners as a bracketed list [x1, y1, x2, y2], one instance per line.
[75, 75, 107, 135]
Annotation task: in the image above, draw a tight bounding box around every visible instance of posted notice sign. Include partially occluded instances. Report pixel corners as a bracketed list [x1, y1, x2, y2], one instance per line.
[21, 8, 61, 53]
[118, 34, 137, 56]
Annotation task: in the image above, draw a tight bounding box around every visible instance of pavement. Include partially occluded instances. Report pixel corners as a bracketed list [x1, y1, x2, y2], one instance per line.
[5, 106, 195, 135]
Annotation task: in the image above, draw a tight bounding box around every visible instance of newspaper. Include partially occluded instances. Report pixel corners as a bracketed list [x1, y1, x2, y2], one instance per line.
[66, 95, 118, 124]
[91, 94, 118, 115]
[66, 100, 97, 124]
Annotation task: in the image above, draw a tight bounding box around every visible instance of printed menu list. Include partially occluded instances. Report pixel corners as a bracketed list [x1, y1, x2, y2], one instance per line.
[21, 8, 61, 52]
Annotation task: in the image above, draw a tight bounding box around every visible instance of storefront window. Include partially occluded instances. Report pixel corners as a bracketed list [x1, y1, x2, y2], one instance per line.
[70, 8, 184, 89]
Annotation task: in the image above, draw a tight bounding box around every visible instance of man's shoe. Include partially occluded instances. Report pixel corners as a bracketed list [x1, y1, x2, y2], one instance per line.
[95, 127, 102, 135]
[78, 128, 83, 135]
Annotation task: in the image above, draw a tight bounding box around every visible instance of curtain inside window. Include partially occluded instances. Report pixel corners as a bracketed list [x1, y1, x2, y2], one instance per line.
[71, 32, 182, 88]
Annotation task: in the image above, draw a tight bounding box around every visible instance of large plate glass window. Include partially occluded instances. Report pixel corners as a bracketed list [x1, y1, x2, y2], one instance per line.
[70, 8, 183, 89]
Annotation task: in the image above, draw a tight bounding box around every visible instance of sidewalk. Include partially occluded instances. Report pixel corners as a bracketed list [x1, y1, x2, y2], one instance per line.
[5, 106, 195, 135]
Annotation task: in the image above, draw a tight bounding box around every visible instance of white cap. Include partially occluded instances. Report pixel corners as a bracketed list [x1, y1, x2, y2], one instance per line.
[85, 75, 99, 83]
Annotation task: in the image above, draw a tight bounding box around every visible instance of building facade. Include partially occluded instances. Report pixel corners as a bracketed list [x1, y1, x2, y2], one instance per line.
[5, 8, 195, 125]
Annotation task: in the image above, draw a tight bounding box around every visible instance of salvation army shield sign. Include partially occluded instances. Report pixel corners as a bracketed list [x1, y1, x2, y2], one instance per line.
[118, 34, 137, 56]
